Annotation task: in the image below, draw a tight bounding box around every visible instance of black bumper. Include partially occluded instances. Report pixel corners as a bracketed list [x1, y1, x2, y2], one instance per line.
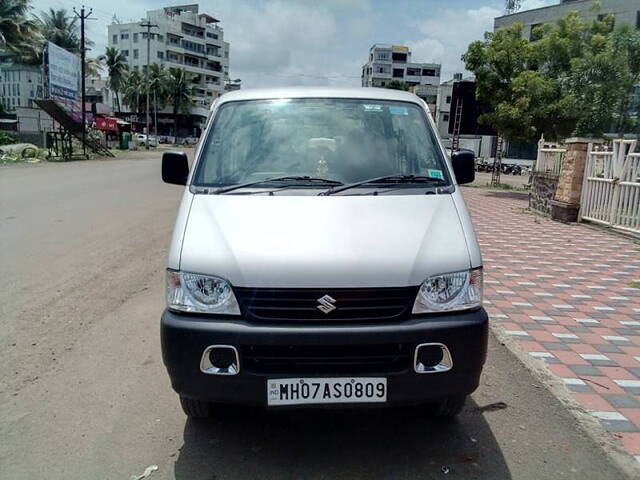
[161, 308, 488, 407]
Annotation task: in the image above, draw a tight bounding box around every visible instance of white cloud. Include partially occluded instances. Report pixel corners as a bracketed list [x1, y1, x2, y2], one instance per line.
[407, 5, 502, 81]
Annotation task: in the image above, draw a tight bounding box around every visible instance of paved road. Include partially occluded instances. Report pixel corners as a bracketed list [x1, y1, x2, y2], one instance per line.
[0, 154, 631, 479]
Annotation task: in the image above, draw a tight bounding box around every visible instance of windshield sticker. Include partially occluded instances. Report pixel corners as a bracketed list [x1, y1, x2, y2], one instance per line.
[389, 106, 408, 115]
[363, 104, 382, 112]
[427, 169, 444, 180]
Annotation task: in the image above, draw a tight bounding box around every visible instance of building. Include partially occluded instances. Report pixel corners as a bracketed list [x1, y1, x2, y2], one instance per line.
[107, 4, 230, 121]
[361, 44, 440, 89]
[495, 0, 640, 40]
[0, 63, 44, 112]
[435, 73, 464, 139]
[409, 84, 438, 119]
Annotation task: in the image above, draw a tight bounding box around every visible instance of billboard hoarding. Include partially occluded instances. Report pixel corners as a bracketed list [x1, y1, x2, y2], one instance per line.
[46, 41, 82, 120]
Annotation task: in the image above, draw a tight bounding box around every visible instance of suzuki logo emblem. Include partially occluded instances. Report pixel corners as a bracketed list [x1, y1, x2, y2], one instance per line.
[316, 294, 337, 314]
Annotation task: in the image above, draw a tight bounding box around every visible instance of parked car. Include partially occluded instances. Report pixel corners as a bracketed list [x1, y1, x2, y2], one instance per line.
[161, 87, 487, 418]
[135, 134, 158, 147]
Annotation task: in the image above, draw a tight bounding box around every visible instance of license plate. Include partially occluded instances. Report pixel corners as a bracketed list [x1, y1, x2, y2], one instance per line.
[267, 377, 387, 406]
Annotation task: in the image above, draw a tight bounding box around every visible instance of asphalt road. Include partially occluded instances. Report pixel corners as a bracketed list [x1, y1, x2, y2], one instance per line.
[0, 153, 631, 479]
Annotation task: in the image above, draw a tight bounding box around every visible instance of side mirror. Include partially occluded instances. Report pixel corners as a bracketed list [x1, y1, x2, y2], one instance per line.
[451, 150, 475, 185]
[162, 150, 189, 185]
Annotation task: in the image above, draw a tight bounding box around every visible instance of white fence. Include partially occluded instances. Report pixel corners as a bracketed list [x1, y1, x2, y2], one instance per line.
[534, 136, 566, 176]
[579, 140, 640, 235]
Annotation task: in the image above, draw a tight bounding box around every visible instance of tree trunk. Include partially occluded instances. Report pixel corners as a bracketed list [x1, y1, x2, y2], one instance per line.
[115, 90, 121, 115]
[154, 90, 158, 139]
[173, 101, 179, 145]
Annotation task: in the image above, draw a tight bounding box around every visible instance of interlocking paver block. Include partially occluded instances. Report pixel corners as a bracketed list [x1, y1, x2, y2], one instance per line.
[462, 187, 640, 461]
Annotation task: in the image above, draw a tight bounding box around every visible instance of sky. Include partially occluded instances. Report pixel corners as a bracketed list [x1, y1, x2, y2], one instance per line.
[30, 0, 556, 88]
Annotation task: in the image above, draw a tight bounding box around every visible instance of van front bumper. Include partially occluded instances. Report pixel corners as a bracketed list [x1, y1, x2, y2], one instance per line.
[161, 308, 488, 407]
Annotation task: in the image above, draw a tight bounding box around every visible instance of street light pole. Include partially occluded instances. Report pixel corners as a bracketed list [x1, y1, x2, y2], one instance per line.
[73, 5, 93, 158]
[140, 20, 158, 150]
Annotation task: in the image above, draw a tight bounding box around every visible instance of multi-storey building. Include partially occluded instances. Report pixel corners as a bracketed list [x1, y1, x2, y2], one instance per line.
[361, 44, 440, 89]
[107, 4, 230, 118]
[495, 0, 639, 40]
[0, 63, 44, 112]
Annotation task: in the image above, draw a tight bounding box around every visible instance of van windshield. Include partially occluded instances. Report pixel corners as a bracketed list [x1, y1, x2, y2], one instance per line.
[192, 98, 450, 188]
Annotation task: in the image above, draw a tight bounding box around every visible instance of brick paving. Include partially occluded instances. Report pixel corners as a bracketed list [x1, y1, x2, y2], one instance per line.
[462, 187, 640, 461]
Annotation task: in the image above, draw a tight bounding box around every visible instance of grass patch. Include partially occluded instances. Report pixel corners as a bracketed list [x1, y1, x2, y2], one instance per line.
[629, 281, 640, 290]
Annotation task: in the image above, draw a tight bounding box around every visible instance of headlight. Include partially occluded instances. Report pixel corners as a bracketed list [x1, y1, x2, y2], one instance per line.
[166, 270, 240, 315]
[412, 268, 483, 313]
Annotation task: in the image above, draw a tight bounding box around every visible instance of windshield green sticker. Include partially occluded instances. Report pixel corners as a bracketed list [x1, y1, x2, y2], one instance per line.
[427, 169, 444, 180]
[363, 104, 382, 111]
[389, 106, 408, 115]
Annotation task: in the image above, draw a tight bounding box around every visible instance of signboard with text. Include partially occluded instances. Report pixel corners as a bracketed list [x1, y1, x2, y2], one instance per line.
[47, 41, 82, 120]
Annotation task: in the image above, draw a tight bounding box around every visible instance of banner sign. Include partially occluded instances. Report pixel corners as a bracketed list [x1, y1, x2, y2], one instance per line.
[96, 116, 118, 131]
[48, 42, 80, 100]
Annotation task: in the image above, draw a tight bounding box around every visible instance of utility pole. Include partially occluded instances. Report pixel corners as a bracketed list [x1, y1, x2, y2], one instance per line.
[73, 5, 93, 158]
[140, 20, 158, 150]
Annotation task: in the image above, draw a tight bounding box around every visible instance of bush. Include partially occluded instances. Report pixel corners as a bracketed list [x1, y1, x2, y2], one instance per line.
[0, 131, 17, 146]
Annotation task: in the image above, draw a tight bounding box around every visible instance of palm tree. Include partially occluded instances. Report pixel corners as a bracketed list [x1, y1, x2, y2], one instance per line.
[0, 0, 39, 58]
[99, 47, 128, 114]
[148, 63, 169, 137]
[84, 56, 101, 79]
[167, 67, 194, 143]
[122, 69, 146, 115]
[37, 8, 85, 53]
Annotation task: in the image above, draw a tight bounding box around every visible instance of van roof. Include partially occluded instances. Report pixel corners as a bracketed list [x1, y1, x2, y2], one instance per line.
[216, 86, 423, 107]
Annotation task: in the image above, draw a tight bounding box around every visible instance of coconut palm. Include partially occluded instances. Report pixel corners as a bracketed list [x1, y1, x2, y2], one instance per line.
[37, 8, 84, 53]
[166, 67, 194, 143]
[99, 47, 128, 114]
[84, 56, 101, 79]
[122, 69, 145, 115]
[0, 0, 39, 58]
[148, 63, 169, 137]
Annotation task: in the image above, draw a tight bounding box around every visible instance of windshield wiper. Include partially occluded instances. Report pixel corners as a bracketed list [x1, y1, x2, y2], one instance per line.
[319, 174, 446, 196]
[213, 176, 343, 194]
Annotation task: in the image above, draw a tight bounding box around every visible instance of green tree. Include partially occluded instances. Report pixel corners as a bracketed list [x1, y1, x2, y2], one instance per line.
[122, 69, 145, 115]
[37, 8, 82, 53]
[384, 80, 410, 91]
[148, 63, 169, 136]
[0, 0, 39, 60]
[166, 67, 194, 143]
[463, 6, 638, 141]
[99, 46, 128, 114]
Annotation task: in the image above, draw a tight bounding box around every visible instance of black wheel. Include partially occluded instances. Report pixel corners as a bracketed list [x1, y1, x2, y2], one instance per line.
[179, 396, 214, 418]
[433, 394, 467, 418]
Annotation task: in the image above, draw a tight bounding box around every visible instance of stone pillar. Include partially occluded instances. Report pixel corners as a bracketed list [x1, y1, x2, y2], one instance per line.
[550, 137, 602, 222]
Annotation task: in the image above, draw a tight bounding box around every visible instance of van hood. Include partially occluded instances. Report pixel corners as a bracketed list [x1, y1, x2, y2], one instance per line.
[179, 193, 471, 288]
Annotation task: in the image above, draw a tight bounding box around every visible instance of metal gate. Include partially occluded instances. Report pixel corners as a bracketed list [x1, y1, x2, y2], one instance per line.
[579, 140, 640, 235]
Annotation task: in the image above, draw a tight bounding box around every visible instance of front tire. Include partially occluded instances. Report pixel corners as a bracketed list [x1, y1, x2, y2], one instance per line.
[179, 396, 214, 418]
[433, 394, 467, 418]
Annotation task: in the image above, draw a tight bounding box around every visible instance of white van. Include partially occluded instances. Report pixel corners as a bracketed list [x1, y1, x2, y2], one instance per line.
[161, 87, 487, 418]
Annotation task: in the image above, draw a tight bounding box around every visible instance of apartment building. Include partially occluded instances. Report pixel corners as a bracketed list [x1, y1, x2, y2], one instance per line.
[0, 63, 44, 112]
[435, 74, 462, 139]
[495, 0, 640, 40]
[361, 44, 440, 89]
[107, 4, 230, 117]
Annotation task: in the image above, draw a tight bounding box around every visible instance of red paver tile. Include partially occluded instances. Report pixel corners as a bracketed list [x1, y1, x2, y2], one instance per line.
[553, 350, 590, 366]
[619, 409, 640, 428]
[572, 393, 615, 411]
[568, 343, 601, 354]
[461, 188, 640, 459]
[617, 433, 640, 455]
[599, 367, 639, 381]
[547, 363, 578, 378]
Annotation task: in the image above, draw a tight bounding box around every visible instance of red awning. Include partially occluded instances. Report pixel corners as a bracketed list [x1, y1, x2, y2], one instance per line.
[96, 116, 118, 131]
